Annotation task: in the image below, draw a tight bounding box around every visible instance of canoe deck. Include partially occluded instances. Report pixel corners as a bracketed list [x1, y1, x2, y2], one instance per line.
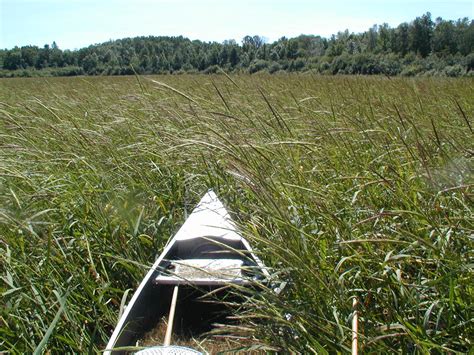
[154, 259, 246, 286]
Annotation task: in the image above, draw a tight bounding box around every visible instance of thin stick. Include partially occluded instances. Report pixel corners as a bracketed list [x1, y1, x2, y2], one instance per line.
[164, 285, 179, 346]
[352, 297, 358, 355]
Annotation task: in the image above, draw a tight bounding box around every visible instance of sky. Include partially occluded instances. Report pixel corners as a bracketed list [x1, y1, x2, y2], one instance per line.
[1, 0, 473, 50]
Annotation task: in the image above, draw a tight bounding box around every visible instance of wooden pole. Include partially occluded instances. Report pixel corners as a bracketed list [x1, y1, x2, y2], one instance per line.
[164, 285, 179, 346]
[352, 297, 358, 355]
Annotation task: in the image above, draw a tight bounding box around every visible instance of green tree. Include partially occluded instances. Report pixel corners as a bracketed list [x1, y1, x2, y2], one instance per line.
[171, 51, 183, 70]
[36, 44, 51, 68]
[456, 18, 474, 55]
[62, 50, 77, 66]
[286, 40, 299, 59]
[229, 47, 239, 67]
[433, 18, 457, 55]
[3, 47, 22, 70]
[327, 34, 345, 56]
[82, 53, 99, 74]
[394, 23, 410, 55]
[219, 45, 229, 65]
[367, 25, 378, 52]
[1, 16, 472, 78]
[50, 42, 64, 67]
[377, 23, 392, 52]
[410, 12, 434, 57]
[20, 46, 38, 67]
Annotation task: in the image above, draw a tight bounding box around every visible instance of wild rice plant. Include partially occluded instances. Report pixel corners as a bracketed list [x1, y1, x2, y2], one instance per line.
[0, 74, 472, 353]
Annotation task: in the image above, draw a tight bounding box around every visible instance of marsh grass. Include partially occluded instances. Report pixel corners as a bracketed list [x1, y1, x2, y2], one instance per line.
[0, 74, 472, 353]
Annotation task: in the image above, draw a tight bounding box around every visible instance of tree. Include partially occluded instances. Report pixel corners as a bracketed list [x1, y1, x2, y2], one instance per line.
[394, 23, 410, 55]
[219, 45, 229, 65]
[20, 46, 38, 67]
[269, 49, 279, 61]
[242, 36, 255, 61]
[3, 47, 22, 70]
[433, 18, 457, 55]
[130, 54, 140, 72]
[36, 44, 51, 68]
[62, 49, 77, 66]
[82, 53, 99, 74]
[327, 35, 344, 56]
[139, 47, 151, 72]
[229, 47, 239, 67]
[367, 25, 378, 52]
[456, 18, 474, 55]
[50, 42, 63, 67]
[0, 15, 472, 78]
[410, 12, 434, 57]
[286, 40, 299, 59]
[378, 23, 392, 52]
[171, 51, 183, 70]
[207, 45, 219, 66]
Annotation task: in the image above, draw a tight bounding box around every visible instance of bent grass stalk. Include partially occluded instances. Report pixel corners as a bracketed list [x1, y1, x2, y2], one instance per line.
[0, 75, 472, 353]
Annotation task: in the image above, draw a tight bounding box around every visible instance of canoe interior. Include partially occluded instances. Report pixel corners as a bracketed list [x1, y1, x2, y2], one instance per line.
[109, 236, 264, 353]
[140, 287, 241, 345]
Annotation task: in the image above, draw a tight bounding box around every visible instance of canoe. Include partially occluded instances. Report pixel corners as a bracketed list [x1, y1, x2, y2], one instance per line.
[105, 190, 269, 354]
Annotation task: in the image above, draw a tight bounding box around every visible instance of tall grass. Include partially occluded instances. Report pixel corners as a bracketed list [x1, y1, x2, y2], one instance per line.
[0, 74, 472, 353]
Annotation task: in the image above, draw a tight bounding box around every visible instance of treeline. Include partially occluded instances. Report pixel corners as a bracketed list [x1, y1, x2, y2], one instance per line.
[1, 13, 473, 77]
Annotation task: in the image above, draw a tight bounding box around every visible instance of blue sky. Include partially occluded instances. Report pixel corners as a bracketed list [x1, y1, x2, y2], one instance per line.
[1, 0, 472, 50]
